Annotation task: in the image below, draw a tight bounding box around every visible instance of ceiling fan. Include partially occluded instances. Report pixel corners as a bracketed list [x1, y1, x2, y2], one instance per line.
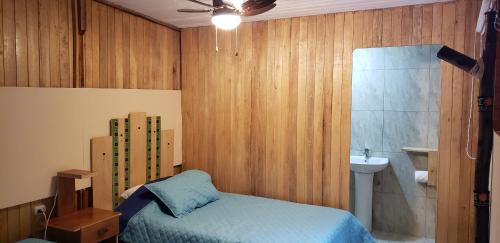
[178, 0, 277, 30]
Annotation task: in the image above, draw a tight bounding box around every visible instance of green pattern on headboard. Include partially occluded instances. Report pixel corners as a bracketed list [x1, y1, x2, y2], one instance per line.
[146, 117, 152, 183]
[110, 119, 119, 208]
[124, 118, 130, 190]
[156, 116, 162, 178]
[109, 116, 161, 209]
[110, 118, 132, 209]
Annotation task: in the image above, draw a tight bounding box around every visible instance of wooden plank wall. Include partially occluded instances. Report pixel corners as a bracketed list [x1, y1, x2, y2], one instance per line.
[0, 0, 180, 241]
[181, 0, 482, 242]
[0, 0, 74, 88]
[82, 0, 180, 90]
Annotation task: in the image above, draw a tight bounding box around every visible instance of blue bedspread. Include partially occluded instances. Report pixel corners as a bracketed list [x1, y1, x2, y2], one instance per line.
[119, 192, 374, 243]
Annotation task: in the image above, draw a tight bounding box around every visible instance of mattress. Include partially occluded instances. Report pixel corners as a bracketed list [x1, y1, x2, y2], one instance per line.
[119, 192, 374, 243]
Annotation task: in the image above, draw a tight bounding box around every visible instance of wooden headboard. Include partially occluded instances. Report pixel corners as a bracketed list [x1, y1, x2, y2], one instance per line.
[91, 112, 174, 210]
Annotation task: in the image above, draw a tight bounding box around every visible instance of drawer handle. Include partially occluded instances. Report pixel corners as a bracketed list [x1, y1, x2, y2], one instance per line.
[97, 228, 109, 237]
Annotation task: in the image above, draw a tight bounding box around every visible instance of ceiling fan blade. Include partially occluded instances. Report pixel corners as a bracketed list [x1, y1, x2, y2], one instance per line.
[242, 0, 274, 10]
[186, 0, 213, 8]
[242, 3, 275, 16]
[242, 0, 261, 9]
[178, 9, 212, 13]
[243, 0, 275, 12]
[178, 8, 212, 13]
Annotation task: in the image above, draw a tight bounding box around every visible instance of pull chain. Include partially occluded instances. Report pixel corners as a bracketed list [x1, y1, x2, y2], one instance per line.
[215, 26, 219, 52]
[235, 26, 239, 56]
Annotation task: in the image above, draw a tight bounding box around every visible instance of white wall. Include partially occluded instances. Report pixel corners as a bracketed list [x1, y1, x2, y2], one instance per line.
[0, 87, 182, 209]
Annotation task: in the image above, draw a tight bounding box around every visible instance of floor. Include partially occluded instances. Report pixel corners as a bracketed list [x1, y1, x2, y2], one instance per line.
[372, 231, 435, 243]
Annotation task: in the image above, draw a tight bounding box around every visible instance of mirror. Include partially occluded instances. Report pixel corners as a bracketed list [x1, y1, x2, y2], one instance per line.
[349, 45, 442, 242]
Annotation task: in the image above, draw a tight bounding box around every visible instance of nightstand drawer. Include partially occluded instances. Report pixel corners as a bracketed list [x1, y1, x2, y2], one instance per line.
[81, 216, 119, 242]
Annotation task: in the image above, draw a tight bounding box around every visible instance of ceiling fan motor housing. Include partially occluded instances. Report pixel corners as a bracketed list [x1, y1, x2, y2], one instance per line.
[213, 7, 240, 16]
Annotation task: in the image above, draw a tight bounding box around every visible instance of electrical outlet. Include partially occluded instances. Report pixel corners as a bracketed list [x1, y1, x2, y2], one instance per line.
[33, 205, 46, 215]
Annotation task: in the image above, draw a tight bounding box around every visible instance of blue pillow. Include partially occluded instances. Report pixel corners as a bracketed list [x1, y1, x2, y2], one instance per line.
[144, 170, 219, 218]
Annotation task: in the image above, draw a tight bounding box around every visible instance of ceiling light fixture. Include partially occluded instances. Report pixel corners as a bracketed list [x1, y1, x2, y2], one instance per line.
[211, 8, 241, 30]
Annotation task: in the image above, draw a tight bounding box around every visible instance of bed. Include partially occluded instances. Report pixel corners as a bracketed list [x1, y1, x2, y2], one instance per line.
[91, 127, 373, 243]
[114, 173, 374, 243]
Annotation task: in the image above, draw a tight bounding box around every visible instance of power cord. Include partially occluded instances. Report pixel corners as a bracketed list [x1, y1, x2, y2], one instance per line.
[465, 27, 481, 161]
[43, 189, 58, 240]
[465, 72, 478, 160]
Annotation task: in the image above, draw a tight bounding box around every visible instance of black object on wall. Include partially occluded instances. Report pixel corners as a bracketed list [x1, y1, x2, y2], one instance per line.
[437, 45, 478, 73]
[437, 11, 497, 243]
[473, 11, 497, 243]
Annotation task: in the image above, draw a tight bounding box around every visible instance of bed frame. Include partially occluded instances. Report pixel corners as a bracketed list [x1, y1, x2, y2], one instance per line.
[91, 112, 174, 210]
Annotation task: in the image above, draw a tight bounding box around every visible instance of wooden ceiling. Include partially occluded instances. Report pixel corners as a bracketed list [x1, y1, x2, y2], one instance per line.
[104, 0, 452, 28]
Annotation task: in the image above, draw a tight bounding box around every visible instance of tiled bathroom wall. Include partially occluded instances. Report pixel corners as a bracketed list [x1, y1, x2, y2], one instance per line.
[350, 45, 441, 238]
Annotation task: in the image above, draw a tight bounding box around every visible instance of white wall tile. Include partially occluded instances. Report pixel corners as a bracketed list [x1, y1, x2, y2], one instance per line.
[352, 70, 385, 110]
[350, 111, 384, 151]
[384, 69, 430, 111]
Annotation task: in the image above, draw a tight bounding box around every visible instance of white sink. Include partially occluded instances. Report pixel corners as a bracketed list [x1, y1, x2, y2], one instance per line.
[350, 156, 389, 174]
[350, 155, 389, 232]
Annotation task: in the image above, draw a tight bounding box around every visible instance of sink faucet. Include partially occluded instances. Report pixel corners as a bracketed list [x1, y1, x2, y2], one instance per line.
[363, 148, 370, 162]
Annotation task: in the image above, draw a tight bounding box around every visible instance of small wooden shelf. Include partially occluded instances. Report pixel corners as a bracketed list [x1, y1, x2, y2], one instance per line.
[402, 147, 439, 187]
[58, 169, 95, 179]
[401, 147, 438, 153]
[57, 169, 95, 217]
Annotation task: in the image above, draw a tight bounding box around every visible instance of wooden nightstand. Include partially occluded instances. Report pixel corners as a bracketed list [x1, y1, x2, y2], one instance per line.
[47, 208, 121, 243]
